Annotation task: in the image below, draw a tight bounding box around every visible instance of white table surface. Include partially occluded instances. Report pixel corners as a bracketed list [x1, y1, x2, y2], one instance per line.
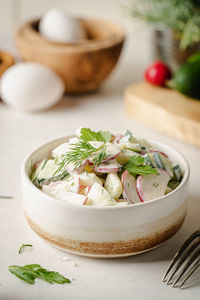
[0, 37, 200, 300]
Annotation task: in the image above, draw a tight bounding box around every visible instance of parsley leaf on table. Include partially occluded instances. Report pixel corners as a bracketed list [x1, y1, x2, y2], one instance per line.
[8, 264, 71, 285]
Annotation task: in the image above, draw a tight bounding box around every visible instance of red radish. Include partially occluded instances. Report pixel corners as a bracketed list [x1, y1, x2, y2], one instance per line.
[83, 197, 88, 205]
[121, 170, 141, 204]
[149, 149, 168, 158]
[145, 61, 171, 86]
[113, 134, 123, 144]
[93, 160, 120, 173]
[136, 169, 170, 202]
[85, 186, 92, 194]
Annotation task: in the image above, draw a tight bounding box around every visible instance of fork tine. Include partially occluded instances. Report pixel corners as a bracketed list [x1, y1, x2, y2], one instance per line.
[172, 248, 200, 287]
[162, 230, 200, 282]
[179, 259, 200, 288]
[166, 238, 200, 284]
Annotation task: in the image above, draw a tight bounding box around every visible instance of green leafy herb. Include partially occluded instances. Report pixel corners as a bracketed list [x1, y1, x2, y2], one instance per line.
[126, 0, 200, 49]
[80, 128, 111, 142]
[0, 195, 13, 199]
[123, 155, 158, 176]
[8, 264, 71, 285]
[18, 244, 33, 254]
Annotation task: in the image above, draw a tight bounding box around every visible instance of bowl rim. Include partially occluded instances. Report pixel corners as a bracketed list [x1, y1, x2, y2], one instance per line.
[21, 134, 190, 211]
[15, 17, 125, 52]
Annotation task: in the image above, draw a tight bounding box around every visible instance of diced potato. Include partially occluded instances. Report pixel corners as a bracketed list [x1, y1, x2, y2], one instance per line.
[104, 172, 122, 200]
[52, 143, 70, 158]
[43, 182, 86, 205]
[87, 183, 116, 206]
[75, 171, 102, 187]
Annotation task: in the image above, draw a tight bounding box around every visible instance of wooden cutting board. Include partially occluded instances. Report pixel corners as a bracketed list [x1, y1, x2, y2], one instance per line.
[124, 81, 200, 147]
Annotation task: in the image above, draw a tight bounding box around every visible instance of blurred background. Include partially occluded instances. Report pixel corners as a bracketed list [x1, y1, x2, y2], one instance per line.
[0, 0, 152, 87]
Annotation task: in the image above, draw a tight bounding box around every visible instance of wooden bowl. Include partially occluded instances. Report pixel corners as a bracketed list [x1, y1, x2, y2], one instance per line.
[15, 18, 125, 93]
[0, 51, 15, 77]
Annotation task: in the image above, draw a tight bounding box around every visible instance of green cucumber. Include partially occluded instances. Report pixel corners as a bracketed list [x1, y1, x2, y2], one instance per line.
[33, 170, 69, 189]
[144, 154, 152, 166]
[30, 158, 48, 182]
[153, 152, 165, 170]
[146, 153, 157, 168]
[168, 59, 200, 99]
[173, 164, 183, 181]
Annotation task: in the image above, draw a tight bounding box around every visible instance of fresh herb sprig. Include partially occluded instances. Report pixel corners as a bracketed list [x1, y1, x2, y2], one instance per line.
[18, 244, 33, 254]
[126, 0, 200, 49]
[80, 128, 111, 142]
[8, 264, 71, 285]
[123, 155, 158, 176]
[53, 141, 106, 175]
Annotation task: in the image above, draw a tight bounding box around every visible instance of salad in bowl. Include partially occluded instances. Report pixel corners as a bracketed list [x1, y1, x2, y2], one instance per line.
[30, 128, 183, 207]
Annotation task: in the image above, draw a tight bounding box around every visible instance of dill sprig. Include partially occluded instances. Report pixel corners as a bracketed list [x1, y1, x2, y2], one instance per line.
[92, 144, 106, 167]
[18, 244, 33, 254]
[53, 141, 106, 175]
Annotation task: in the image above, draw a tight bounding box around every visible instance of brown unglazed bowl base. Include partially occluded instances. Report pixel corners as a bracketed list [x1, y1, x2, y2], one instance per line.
[25, 212, 186, 258]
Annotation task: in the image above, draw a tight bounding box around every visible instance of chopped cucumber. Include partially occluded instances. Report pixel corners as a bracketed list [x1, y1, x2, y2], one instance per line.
[144, 154, 152, 166]
[33, 170, 69, 188]
[119, 130, 137, 144]
[146, 153, 157, 168]
[168, 179, 180, 190]
[153, 152, 165, 170]
[173, 164, 183, 181]
[160, 154, 173, 177]
[30, 158, 48, 182]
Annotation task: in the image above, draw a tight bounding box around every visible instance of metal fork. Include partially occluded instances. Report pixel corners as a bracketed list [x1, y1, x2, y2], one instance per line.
[162, 229, 200, 288]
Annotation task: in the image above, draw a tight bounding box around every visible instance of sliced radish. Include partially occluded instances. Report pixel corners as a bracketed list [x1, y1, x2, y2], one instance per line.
[121, 170, 141, 203]
[80, 186, 92, 196]
[136, 169, 170, 202]
[113, 134, 123, 144]
[149, 149, 168, 159]
[93, 160, 120, 173]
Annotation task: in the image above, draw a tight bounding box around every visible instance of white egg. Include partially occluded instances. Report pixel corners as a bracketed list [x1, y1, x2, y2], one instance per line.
[39, 9, 86, 43]
[0, 62, 64, 112]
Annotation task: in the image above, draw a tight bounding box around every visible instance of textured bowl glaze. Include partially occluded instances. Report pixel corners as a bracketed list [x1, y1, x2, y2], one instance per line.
[21, 136, 190, 257]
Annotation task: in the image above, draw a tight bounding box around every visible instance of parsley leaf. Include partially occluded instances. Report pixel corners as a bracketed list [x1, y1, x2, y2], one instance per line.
[80, 128, 111, 142]
[123, 155, 158, 176]
[8, 264, 71, 285]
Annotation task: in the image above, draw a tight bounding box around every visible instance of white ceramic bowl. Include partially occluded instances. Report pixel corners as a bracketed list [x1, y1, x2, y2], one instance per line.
[21, 136, 190, 258]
